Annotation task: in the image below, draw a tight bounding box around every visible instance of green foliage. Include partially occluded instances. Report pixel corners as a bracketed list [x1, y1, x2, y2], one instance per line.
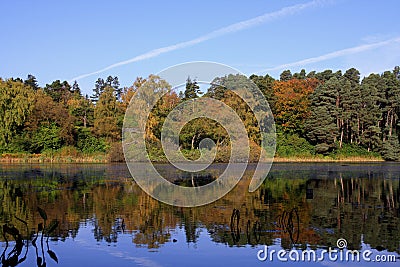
[0, 79, 34, 148]
[305, 77, 339, 153]
[1, 133, 29, 153]
[380, 137, 400, 161]
[93, 86, 122, 141]
[279, 70, 292, 81]
[76, 127, 108, 154]
[180, 149, 201, 161]
[330, 143, 380, 159]
[182, 77, 201, 100]
[276, 131, 314, 157]
[315, 143, 331, 154]
[24, 74, 39, 90]
[91, 76, 121, 102]
[1, 66, 400, 162]
[44, 80, 71, 103]
[29, 123, 63, 153]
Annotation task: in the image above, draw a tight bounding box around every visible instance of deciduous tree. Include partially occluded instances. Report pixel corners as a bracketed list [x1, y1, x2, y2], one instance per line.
[273, 78, 320, 133]
[0, 79, 35, 150]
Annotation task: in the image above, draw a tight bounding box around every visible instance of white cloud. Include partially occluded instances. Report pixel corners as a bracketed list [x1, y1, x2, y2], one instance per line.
[69, 0, 327, 82]
[254, 37, 400, 74]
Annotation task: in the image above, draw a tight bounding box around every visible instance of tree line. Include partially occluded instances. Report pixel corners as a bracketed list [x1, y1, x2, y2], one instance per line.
[0, 66, 399, 161]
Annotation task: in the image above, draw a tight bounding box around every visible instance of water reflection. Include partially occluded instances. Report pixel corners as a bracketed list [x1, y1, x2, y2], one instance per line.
[0, 163, 399, 266]
[1, 209, 59, 267]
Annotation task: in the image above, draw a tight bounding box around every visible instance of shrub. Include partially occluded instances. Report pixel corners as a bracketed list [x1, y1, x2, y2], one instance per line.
[59, 146, 80, 157]
[276, 132, 314, 157]
[108, 142, 125, 162]
[380, 137, 400, 161]
[330, 143, 381, 159]
[76, 127, 108, 154]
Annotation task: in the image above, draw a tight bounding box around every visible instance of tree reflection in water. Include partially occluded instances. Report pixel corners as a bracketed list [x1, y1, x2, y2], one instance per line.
[1, 208, 58, 267]
[0, 163, 399, 265]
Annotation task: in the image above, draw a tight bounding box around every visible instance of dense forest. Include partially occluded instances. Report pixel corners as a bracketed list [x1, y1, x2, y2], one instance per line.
[1, 66, 400, 162]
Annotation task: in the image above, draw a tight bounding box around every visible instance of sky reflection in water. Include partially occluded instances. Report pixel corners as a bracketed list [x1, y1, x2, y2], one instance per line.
[0, 163, 399, 266]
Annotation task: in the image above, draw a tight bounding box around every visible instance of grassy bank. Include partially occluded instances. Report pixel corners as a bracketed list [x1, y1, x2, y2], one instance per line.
[0, 140, 385, 164]
[0, 152, 109, 163]
[273, 156, 384, 162]
[1, 152, 383, 163]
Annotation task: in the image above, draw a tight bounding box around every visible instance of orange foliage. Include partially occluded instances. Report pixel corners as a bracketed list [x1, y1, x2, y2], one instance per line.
[121, 77, 146, 111]
[273, 78, 321, 132]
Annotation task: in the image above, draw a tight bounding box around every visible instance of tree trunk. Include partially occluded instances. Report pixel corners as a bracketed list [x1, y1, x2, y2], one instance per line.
[389, 110, 394, 137]
[357, 116, 360, 144]
[339, 127, 344, 148]
[191, 134, 196, 150]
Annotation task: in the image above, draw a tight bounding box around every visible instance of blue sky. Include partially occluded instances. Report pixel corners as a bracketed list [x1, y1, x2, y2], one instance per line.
[1, 0, 399, 96]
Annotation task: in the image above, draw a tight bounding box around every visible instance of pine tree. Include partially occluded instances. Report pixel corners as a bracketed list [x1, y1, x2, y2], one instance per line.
[249, 74, 275, 109]
[381, 136, 400, 161]
[279, 70, 292, 81]
[91, 78, 105, 102]
[342, 68, 362, 144]
[183, 77, 201, 100]
[305, 78, 338, 153]
[381, 70, 400, 140]
[293, 69, 306, 79]
[72, 80, 81, 96]
[359, 74, 384, 151]
[24, 74, 39, 90]
[44, 80, 72, 104]
[315, 70, 333, 82]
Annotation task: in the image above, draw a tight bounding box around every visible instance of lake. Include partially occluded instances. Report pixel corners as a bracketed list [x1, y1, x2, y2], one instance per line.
[0, 163, 399, 266]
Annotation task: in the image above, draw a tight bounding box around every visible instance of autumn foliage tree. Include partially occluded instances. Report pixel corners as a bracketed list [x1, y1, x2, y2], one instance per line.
[1, 65, 400, 161]
[273, 78, 320, 133]
[25, 90, 75, 152]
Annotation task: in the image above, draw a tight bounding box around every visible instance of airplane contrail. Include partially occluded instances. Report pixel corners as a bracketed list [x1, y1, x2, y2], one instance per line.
[254, 37, 400, 74]
[69, 0, 327, 82]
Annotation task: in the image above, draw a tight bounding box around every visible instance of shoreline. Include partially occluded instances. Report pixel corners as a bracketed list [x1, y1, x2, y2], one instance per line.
[0, 154, 386, 164]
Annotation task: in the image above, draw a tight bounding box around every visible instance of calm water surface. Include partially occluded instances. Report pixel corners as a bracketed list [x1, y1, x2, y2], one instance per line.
[0, 163, 399, 266]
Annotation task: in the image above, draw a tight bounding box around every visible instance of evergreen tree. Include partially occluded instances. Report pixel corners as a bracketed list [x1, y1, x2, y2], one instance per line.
[44, 80, 72, 103]
[381, 70, 400, 140]
[342, 68, 362, 144]
[293, 69, 306, 80]
[337, 79, 352, 147]
[205, 76, 227, 100]
[24, 74, 39, 90]
[359, 74, 384, 151]
[381, 136, 400, 161]
[178, 91, 184, 99]
[315, 70, 333, 82]
[106, 76, 121, 99]
[306, 71, 316, 79]
[183, 77, 201, 100]
[305, 77, 339, 153]
[72, 80, 81, 96]
[249, 74, 275, 109]
[92, 76, 121, 102]
[91, 78, 105, 102]
[279, 70, 292, 81]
